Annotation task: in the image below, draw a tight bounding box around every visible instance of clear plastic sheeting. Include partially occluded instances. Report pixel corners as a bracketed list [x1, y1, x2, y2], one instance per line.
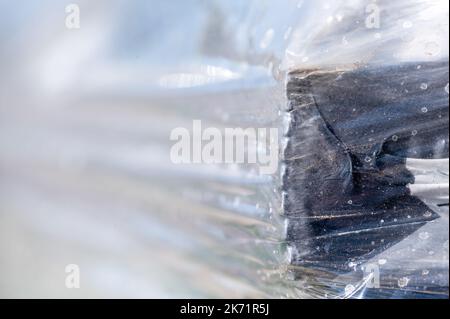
[0, 0, 448, 298]
[281, 0, 448, 298]
[284, 62, 448, 298]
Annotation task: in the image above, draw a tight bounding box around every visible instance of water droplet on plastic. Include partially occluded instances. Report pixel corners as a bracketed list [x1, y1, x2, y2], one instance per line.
[378, 259, 387, 265]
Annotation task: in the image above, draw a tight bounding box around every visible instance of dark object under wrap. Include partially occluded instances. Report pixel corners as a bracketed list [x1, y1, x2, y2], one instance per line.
[284, 61, 449, 297]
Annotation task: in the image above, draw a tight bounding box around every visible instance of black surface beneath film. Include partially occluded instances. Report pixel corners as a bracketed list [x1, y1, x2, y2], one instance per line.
[283, 62, 449, 297]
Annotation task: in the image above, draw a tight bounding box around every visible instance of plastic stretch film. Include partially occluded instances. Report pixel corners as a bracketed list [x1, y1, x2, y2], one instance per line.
[0, 0, 448, 298]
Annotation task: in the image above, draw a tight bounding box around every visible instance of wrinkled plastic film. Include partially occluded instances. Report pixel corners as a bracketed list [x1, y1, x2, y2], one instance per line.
[0, 0, 448, 298]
